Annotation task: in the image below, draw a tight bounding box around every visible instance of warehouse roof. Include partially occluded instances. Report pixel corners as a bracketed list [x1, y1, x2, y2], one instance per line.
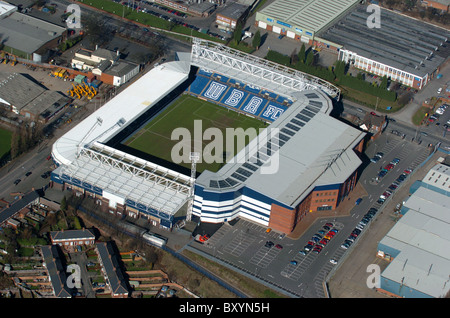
[22, 90, 69, 116]
[0, 72, 46, 109]
[0, 11, 65, 54]
[258, 0, 360, 33]
[319, 5, 450, 77]
[421, 163, 450, 192]
[217, 2, 249, 20]
[379, 185, 450, 298]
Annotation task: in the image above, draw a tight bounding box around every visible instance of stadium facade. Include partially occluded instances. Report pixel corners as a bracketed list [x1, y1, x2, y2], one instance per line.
[51, 39, 365, 234]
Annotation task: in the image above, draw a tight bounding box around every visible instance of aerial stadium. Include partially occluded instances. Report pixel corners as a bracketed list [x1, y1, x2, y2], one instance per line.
[51, 38, 365, 234]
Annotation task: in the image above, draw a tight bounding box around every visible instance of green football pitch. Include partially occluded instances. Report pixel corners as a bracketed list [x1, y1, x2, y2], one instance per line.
[124, 94, 268, 173]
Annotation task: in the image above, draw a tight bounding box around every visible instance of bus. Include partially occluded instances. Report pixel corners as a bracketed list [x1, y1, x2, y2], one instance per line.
[142, 232, 167, 248]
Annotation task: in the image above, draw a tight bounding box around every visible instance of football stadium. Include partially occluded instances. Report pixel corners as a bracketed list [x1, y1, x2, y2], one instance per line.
[51, 38, 365, 234]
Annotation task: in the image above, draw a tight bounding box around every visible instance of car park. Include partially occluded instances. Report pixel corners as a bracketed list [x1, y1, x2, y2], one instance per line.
[319, 238, 329, 246]
[370, 155, 380, 163]
[388, 184, 398, 191]
[304, 244, 314, 252]
[340, 242, 350, 249]
[377, 197, 385, 204]
[378, 170, 388, 178]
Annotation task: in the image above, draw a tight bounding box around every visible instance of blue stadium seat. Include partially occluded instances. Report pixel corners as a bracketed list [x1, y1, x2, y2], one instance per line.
[188, 76, 212, 95]
[186, 71, 288, 123]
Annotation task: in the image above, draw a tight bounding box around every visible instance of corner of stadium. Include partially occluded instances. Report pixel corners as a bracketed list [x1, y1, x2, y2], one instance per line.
[50, 38, 366, 234]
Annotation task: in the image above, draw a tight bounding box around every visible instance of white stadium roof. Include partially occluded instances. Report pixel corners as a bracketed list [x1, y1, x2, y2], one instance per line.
[52, 61, 192, 216]
[52, 61, 190, 166]
[196, 89, 365, 208]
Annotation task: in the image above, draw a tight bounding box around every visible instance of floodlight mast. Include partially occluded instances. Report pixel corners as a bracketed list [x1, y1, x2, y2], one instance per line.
[186, 152, 200, 222]
[76, 117, 103, 156]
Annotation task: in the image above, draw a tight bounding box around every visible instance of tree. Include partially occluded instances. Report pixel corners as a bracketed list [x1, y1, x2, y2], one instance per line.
[305, 50, 314, 66]
[298, 43, 306, 64]
[380, 75, 388, 90]
[252, 30, 261, 49]
[60, 196, 67, 213]
[233, 23, 243, 44]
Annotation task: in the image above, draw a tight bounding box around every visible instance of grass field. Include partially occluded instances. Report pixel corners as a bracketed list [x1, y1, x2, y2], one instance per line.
[124, 94, 268, 173]
[0, 128, 12, 159]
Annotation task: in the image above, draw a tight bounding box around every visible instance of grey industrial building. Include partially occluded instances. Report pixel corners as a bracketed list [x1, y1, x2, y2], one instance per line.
[255, 1, 449, 90]
[255, 0, 360, 44]
[0, 2, 67, 62]
[318, 5, 450, 90]
[0, 72, 70, 122]
[377, 163, 450, 298]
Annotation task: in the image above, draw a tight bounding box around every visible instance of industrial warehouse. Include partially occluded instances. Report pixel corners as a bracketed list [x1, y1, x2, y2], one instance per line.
[377, 163, 450, 298]
[50, 38, 365, 234]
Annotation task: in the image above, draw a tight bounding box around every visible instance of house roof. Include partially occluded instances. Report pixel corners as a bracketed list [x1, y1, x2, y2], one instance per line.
[50, 228, 95, 242]
[41, 245, 72, 298]
[96, 242, 129, 296]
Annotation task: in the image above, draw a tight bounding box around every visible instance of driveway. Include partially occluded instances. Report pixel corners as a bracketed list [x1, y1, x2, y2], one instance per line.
[388, 58, 450, 125]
